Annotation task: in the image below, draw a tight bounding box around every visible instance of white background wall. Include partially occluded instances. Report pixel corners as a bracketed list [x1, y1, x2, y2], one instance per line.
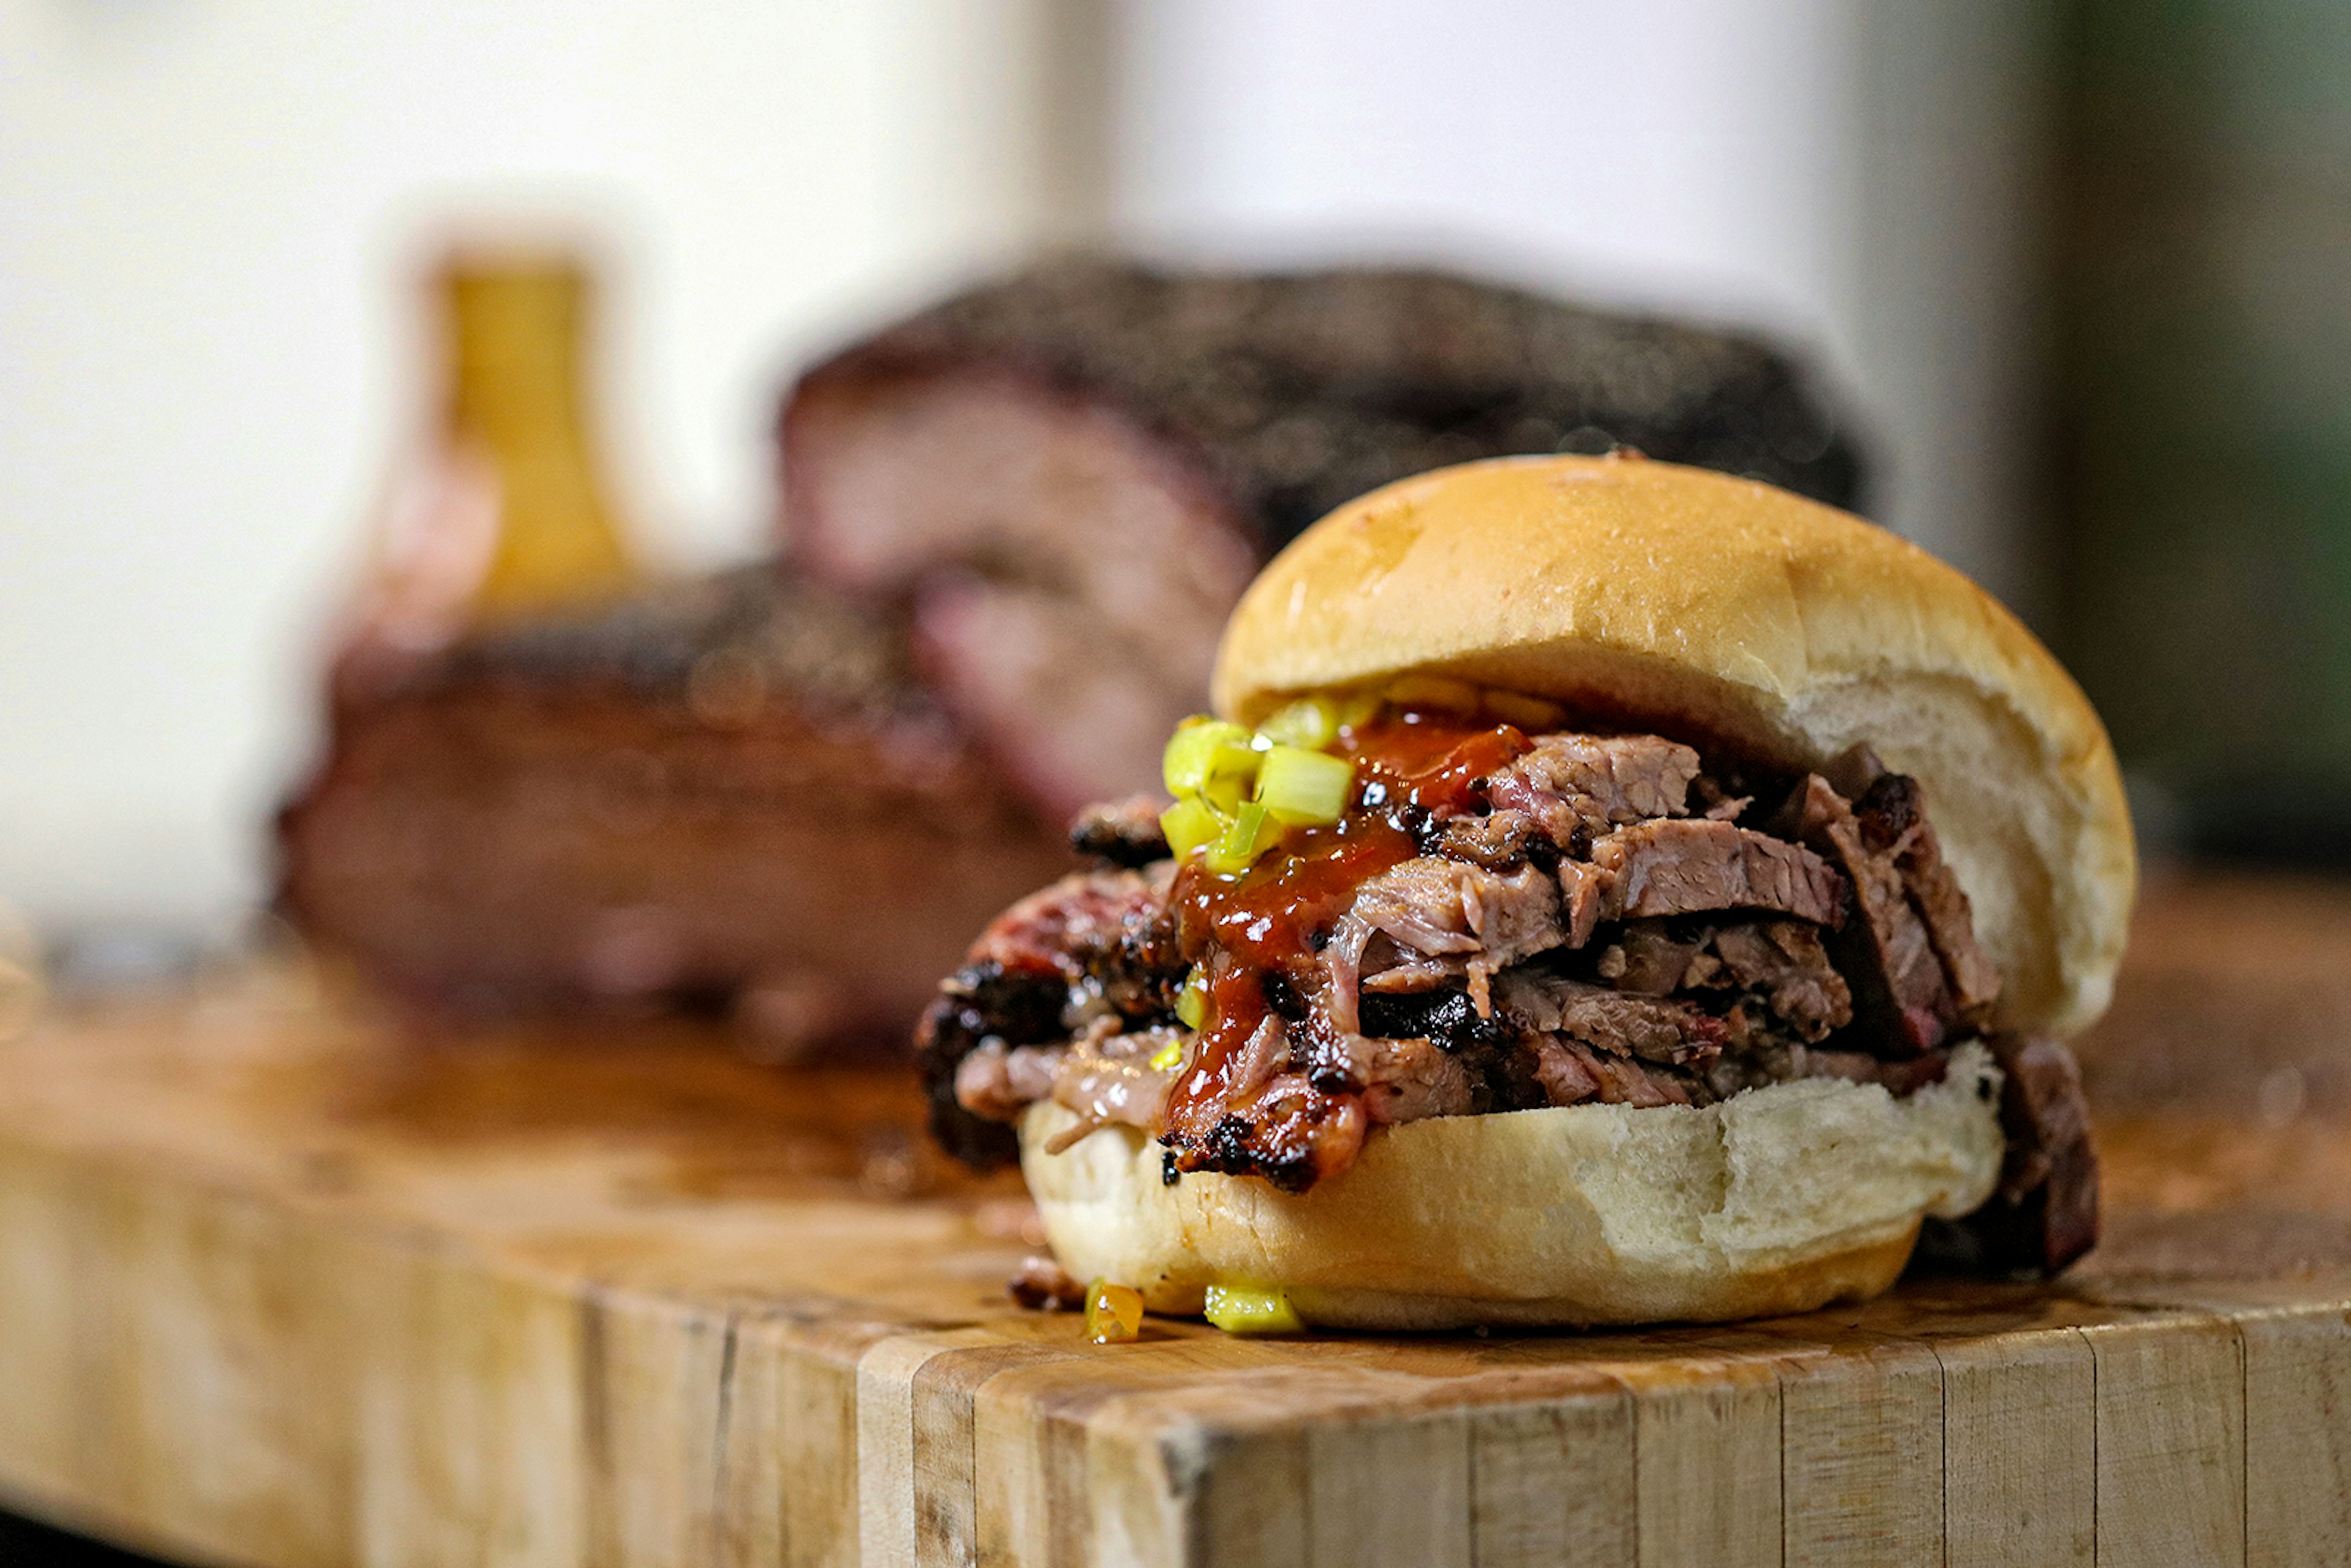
[0, 0, 1064, 934]
[0, 0, 2050, 939]
[1117, 0, 2055, 607]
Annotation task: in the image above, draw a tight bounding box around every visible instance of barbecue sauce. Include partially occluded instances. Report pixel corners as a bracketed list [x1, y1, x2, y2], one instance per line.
[1157, 711, 1529, 1183]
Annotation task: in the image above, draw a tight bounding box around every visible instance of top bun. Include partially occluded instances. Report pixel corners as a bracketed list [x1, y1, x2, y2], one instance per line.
[1212, 453, 2134, 1037]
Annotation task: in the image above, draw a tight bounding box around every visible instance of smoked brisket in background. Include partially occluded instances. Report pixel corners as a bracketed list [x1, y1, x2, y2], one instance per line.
[781, 257, 1863, 816]
[279, 258, 1862, 1048]
[277, 568, 1070, 1046]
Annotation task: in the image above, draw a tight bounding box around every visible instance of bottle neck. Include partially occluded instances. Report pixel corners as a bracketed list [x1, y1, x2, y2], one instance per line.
[438, 264, 632, 615]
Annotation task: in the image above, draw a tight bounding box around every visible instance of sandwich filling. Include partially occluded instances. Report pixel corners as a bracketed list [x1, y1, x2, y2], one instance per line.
[920, 696, 2097, 1271]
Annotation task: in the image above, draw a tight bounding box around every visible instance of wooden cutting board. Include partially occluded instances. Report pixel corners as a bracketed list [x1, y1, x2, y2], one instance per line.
[4, 874, 2351, 1567]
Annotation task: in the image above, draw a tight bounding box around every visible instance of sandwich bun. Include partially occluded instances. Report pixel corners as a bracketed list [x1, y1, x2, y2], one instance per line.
[1214, 452, 2133, 1038]
[1026, 1045, 2006, 1329]
[1025, 454, 2129, 1327]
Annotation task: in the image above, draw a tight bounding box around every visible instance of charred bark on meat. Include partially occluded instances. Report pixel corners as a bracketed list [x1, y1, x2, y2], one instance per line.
[786, 258, 1862, 558]
[781, 260, 1863, 810]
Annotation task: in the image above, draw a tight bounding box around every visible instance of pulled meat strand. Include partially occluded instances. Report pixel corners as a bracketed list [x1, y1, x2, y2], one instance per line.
[1043, 1021, 1188, 1150]
[954, 1041, 1063, 1122]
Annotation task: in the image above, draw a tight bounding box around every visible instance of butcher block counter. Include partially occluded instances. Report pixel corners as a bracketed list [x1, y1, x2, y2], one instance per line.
[3, 871, 2350, 1567]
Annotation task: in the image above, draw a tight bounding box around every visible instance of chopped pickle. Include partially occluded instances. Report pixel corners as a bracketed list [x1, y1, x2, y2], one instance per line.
[1334, 690, 1384, 730]
[1161, 718, 1259, 797]
[1149, 1036, 1187, 1070]
[1203, 1283, 1305, 1335]
[1254, 745, 1355, 825]
[1172, 967, 1208, 1032]
[1086, 1279, 1145, 1344]
[1482, 688, 1567, 731]
[1160, 797, 1224, 862]
[1385, 673, 1481, 713]
[1201, 770, 1250, 814]
[1205, 800, 1280, 875]
[1257, 696, 1341, 751]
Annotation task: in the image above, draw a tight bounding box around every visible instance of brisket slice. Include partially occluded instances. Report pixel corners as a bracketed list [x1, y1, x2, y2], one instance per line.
[1598, 920, 1853, 1043]
[1778, 773, 1957, 1052]
[781, 258, 1861, 811]
[1854, 774, 2004, 1018]
[917, 866, 1183, 1167]
[962, 863, 1176, 981]
[277, 566, 1071, 1051]
[1588, 817, 1847, 926]
[1533, 1036, 1697, 1108]
[1706, 922, 1854, 1041]
[1914, 1033, 2100, 1277]
[1302, 1033, 1477, 1124]
[1483, 733, 1704, 846]
[919, 964, 1063, 1169]
[1343, 858, 1564, 1000]
[1494, 970, 1728, 1067]
[953, 1041, 1063, 1123]
[1043, 1020, 1185, 1142]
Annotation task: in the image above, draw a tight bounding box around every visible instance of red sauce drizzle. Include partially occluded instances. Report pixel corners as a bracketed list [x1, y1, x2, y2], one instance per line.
[1343, 711, 1532, 816]
[1158, 710, 1534, 1161]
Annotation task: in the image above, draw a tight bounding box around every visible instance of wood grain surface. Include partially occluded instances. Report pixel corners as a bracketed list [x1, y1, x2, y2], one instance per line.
[4, 873, 2351, 1566]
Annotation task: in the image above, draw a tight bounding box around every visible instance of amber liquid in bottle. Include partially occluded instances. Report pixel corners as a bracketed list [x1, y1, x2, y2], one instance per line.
[338, 254, 637, 697]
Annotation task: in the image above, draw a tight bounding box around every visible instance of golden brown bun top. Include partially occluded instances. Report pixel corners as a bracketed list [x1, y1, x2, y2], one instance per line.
[1213, 453, 2135, 1036]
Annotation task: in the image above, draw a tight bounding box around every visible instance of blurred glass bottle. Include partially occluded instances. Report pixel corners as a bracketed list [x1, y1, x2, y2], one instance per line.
[336, 252, 637, 702]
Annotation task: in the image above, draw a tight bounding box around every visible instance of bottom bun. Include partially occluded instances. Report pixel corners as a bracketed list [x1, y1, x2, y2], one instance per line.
[1021, 1043, 2004, 1329]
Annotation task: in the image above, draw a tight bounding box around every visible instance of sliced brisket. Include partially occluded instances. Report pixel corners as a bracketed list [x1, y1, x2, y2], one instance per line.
[782, 260, 1860, 810]
[953, 1041, 1063, 1123]
[1308, 1033, 1479, 1124]
[1982, 1032, 2100, 1271]
[277, 566, 1073, 1051]
[917, 866, 1185, 1166]
[966, 865, 1174, 979]
[1914, 1033, 2099, 1277]
[1588, 919, 1849, 1042]
[1043, 1022, 1188, 1143]
[1854, 774, 2003, 1020]
[1778, 773, 1954, 1051]
[1706, 921, 1854, 1042]
[1775, 769, 2000, 1053]
[918, 962, 1067, 1169]
[1588, 817, 1847, 926]
[921, 713, 2067, 1277]
[1494, 970, 1729, 1066]
[1484, 732, 1703, 843]
[1533, 1035, 1696, 1108]
[1341, 858, 1564, 1005]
